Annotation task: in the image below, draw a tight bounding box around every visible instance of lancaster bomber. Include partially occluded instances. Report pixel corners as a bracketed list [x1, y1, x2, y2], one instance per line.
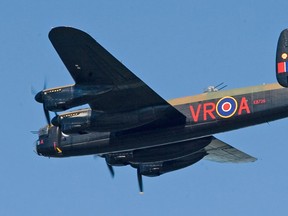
[34, 27, 288, 193]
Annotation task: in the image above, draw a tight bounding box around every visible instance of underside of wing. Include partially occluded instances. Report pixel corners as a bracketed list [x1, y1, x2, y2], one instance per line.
[49, 27, 186, 128]
[49, 27, 145, 86]
[204, 137, 257, 163]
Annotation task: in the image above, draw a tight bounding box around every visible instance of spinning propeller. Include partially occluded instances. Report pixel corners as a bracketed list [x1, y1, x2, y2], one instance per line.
[137, 169, 144, 194]
[94, 155, 115, 178]
[106, 163, 115, 178]
[34, 80, 52, 125]
[96, 156, 144, 193]
[34, 81, 144, 193]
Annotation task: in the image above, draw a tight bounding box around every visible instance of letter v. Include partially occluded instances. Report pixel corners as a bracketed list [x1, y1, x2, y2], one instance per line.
[189, 104, 201, 122]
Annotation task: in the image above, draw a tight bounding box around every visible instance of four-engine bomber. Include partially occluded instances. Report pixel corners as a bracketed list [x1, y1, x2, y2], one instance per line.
[35, 27, 288, 192]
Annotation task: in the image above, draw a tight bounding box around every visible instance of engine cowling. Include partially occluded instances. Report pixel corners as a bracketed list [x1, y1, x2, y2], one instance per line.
[52, 109, 92, 134]
[132, 152, 207, 177]
[104, 152, 133, 166]
[35, 84, 112, 112]
[52, 105, 171, 134]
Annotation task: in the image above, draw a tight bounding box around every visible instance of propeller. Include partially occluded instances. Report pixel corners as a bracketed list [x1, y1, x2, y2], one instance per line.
[106, 163, 115, 178]
[34, 79, 52, 125]
[31, 86, 38, 96]
[52, 112, 60, 127]
[43, 104, 51, 125]
[137, 168, 144, 194]
[94, 155, 115, 178]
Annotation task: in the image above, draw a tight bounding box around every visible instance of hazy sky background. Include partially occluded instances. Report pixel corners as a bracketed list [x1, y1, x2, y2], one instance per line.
[1, 1, 288, 215]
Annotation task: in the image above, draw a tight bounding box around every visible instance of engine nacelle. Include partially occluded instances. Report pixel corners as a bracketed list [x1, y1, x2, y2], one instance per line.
[52, 105, 170, 133]
[133, 152, 207, 177]
[104, 152, 133, 166]
[52, 109, 92, 134]
[137, 163, 162, 177]
[35, 84, 112, 112]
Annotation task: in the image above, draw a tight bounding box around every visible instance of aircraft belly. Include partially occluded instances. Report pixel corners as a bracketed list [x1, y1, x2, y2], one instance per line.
[58, 126, 210, 157]
[128, 137, 211, 163]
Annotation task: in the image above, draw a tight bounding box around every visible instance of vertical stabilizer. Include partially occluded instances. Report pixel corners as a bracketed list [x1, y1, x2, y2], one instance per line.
[276, 29, 288, 87]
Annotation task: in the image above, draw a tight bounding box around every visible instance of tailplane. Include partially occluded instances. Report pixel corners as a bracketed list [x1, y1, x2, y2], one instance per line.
[276, 29, 288, 87]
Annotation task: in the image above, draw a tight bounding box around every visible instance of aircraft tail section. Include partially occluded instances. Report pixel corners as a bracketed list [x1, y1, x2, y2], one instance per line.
[276, 29, 288, 87]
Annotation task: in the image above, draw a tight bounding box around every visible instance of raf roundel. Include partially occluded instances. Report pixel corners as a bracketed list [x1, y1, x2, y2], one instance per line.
[216, 96, 238, 118]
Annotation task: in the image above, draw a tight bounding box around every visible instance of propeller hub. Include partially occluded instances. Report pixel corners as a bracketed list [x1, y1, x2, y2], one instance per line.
[51, 115, 60, 126]
[35, 91, 43, 103]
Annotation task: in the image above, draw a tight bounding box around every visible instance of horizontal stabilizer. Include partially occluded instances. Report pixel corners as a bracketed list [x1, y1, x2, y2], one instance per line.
[204, 137, 256, 163]
[276, 29, 288, 87]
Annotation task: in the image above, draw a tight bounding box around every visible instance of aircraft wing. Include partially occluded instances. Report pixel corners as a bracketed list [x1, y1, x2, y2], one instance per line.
[48, 27, 186, 127]
[204, 137, 257, 163]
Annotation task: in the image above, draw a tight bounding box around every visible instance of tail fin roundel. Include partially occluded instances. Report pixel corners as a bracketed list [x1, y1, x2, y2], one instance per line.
[276, 29, 288, 87]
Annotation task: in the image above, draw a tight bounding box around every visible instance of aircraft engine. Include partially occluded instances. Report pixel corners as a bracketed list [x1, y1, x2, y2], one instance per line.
[52, 105, 171, 134]
[104, 152, 133, 166]
[35, 84, 112, 112]
[52, 109, 92, 134]
[133, 152, 207, 177]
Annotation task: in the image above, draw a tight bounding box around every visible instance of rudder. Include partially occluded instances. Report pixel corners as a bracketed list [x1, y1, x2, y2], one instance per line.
[276, 29, 288, 87]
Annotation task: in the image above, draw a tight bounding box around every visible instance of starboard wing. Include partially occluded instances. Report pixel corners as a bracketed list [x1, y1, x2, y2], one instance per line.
[48, 27, 186, 127]
[204, 137, 257, 163]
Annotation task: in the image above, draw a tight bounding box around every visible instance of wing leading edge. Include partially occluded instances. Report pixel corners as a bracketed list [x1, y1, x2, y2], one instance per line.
[48, 27, 186, 128]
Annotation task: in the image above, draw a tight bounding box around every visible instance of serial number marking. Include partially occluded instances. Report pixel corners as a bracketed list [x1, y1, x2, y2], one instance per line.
[253, 99, 266, 105]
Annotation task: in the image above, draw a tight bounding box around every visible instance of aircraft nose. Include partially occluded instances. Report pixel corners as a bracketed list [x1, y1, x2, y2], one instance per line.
[33, 140, 40, 155]
[35, 140, 42, 156]
[35, 91, 43, 103]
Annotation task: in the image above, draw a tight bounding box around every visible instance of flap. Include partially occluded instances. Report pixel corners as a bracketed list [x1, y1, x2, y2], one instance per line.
[204, 137, 257, 163]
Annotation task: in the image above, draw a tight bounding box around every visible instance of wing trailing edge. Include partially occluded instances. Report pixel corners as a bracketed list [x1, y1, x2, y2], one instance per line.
[204, 137, 257, 163]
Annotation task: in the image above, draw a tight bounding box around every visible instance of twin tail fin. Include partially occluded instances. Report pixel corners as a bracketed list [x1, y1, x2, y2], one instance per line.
[276, 29, 288, 87]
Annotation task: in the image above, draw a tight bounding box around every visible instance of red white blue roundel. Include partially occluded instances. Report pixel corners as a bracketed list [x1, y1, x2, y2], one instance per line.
[216, 96, 238, 118]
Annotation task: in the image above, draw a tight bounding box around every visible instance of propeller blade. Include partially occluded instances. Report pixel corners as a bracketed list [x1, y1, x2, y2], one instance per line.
[31, 86, 38, 96]
[43, 104, 51, 125]
[34, 78, 47, 103]
[52, 113, 60, 126]
[107, 163, 115, 178]
[43, 77, 47, 90]
[137, 169, 144, 194]
[34, 79, 51, 125]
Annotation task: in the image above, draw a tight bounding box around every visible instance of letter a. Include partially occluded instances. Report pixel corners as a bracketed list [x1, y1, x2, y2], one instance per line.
[238, 97, 251, 115]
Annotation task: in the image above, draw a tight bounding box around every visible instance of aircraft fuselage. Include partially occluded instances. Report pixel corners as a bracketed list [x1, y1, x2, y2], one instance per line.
[36, 83, 288, 158]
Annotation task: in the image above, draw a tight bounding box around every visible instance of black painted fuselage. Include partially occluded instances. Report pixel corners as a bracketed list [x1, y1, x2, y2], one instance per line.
[37, 83, 288, 158]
